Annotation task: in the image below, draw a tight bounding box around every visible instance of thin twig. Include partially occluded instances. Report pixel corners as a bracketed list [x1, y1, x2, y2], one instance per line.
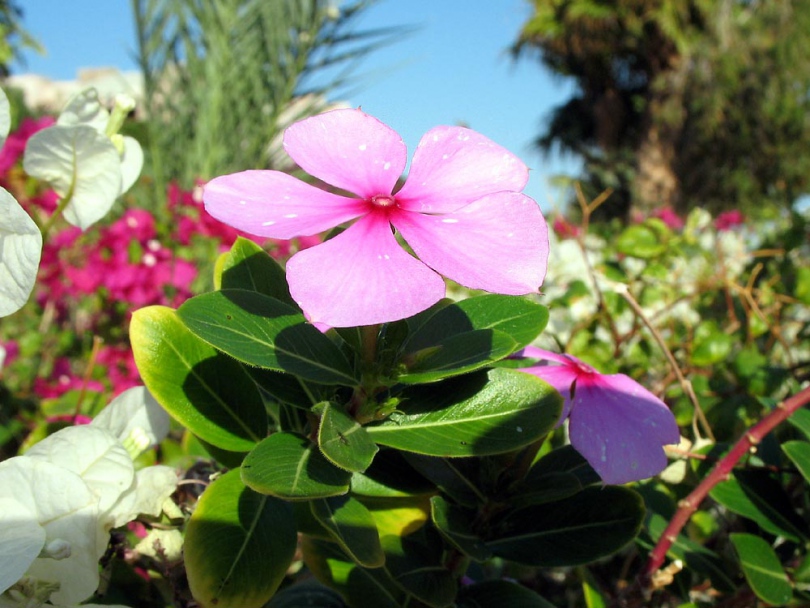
[639, 385, 810, 590]
[616, 284, 715, 442]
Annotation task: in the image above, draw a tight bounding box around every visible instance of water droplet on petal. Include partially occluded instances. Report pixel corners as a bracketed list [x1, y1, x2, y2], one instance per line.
[383, 162, 391, 170]
[239, 200, 247, 205]
[358, 143, 367, 151]
[262, 221, 275, 226]
[284, 213, 298, 219]
[441, 218, 459, 224]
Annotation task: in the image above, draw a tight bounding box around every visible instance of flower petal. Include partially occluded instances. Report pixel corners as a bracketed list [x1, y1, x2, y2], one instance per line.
[283, 109, 407, 198]
[0, 458, 102, 606]
[568, 375, 680, 485]
[519, 363, 578, 422]
[0, 188, 42, 317]
[0, 497, 45, 595]
[395, 126, 529, 213]
[286, 212, 445, 326]
[392, 192, 548, 294]
[204, 170, 368, 239]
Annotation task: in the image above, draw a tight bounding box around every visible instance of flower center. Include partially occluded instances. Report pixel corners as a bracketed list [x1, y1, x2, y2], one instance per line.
[371, 194, 396, 208]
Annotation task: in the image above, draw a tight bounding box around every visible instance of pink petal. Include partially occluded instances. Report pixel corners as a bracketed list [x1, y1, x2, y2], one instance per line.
[204, 170, 367, 239]
[568, 375, 680, 485]
[283, 109, 407, 199]
[395, 126, 529, 214]
[520, 363, 578, 421]
[392, 192, 548, 294]
[286, 212, 446, 327]
[520, 346, 575, 367]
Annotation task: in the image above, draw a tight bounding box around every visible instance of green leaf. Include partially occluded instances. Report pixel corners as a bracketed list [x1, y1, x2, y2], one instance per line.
[485, 486, 644, 567]
[403, 294, 549, 353]
[396, 295, 548, 383]
[318, 402, 379, 473]
[266, 581, 347, 608]
[177, 289, 358, 385]
[402, 453, 483, 507]
[218, 237, 296, 307]
[690, 326, 734, 367]
[730, 533, 793, 606]
[457, 580, 556, 608]
[241, 432, 351, 500]
[184, 470, 296, 608]
[366, 368, 562, 457]
[302, 536, 405, 608]
[350, 450, 436, 498]
[430, 496, 491, 561]
[130, 306, 266, 452]
[380, 525, 456, 608]
[782, 440, 810, 483]
[311, 495, 385, 568]
[710, 469, 808, 542]
[788, 408, 810, 441]
[615, 222, 669, 259]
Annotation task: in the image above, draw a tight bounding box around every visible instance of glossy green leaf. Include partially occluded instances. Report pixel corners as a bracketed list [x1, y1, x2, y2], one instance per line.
[241, 432, 351, 500]
[788, 408, 810, 441]
[457, 580, 556, 608]
[350, 450, 436, 498]
[178, 289, 358, 385]
[396, 295, 547, 383]
[311, 495, 385, 568]
[130, 306, 266, 452]
[218, 237, 295, 307]
[403, 294, 549, 354]
[380, 525, 456, 608]
[318, 402, 379, 472]
[430, 496, 491, 561]
[710, 469, 808, 542]
[403, 453, 483, 507]
[486, 486, 644, 567]
[730, 533, 793, 606]
[783, 440, 810, 483]
[185, 470, 296, 608]
[366, 368, 562, 457]
[302, 536, 405, 608]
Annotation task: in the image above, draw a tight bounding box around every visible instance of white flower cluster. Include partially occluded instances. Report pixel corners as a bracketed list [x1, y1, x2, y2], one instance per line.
[0, 387, 178, 608]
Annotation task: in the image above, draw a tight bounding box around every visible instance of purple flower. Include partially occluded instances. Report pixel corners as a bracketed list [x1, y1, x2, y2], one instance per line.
[203, 109, 549, 327]
[519, 346, 679, 485]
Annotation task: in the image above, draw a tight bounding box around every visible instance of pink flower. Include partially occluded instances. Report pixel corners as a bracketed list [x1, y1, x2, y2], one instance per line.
[0, 116, 56, 175]
[715, 210, 744, 231]
[519, 346, 679, 485]
[204, 109, 549, 327]
[552, 215, 581, 239]
[652, 207, 684, 230]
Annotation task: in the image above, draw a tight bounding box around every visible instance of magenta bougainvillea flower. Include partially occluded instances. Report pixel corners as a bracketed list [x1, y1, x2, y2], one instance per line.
[204, 109, 549, 327]
[519, 346, 679, 485]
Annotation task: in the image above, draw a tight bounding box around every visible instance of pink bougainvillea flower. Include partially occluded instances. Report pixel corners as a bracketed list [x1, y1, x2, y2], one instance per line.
[519, 346, 679, 485]
[204, 108, 549, 327]
[714, 209, 744, 231]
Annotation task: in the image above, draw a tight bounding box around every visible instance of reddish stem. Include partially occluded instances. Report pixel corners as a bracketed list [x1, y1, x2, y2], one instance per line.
[641, 385, 810, 587]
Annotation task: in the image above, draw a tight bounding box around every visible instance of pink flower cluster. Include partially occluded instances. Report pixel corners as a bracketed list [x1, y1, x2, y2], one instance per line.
[39, 209, 197, 309]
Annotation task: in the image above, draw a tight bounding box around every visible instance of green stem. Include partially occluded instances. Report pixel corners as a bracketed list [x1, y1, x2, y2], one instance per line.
[40, 186, 74, 240]
[360, 324, 381, 366]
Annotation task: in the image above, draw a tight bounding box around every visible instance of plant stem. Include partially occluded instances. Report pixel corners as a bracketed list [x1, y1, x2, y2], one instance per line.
[639, 384, 810, 590]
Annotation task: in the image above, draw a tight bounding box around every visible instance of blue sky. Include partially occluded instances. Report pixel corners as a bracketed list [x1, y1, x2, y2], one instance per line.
[13, 1, 580, 210]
